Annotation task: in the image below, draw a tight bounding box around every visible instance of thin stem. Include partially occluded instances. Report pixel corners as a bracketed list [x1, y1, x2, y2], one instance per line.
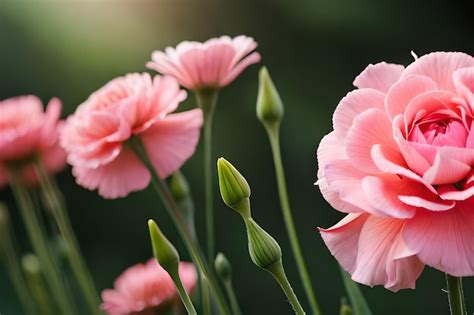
[446, 274, 466, 315]
[196, 90, 218, 263]
[33, 160, 102, 314]
[8, 169, 75, 314]
[22, 254, 55, 315]
[129, 137, 231, 315]
[267, 261, 306, 315]
[171, 271, 197, 315]
[264, 124, 321, 315]
[201, 279, 212, 315]
[0, 206, 36, 315]
[223, 280, 241, 315]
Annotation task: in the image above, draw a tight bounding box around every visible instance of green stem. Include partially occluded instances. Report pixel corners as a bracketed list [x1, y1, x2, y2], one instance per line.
[129, 137, 231, 315]
[8, 169, 75, 314]
[196, 89, 218, 264]
[264, 123, 321, 315]
[267, 261, 306, 315]
[223, 280, 241, 315]
[0, 205, 37, 315]
[33, 160, 102, 314]
[22, 254, 55, 315]
[446, 274, 466, 315]
[201, 279, 212, 315]
[170, 270, 197, 315]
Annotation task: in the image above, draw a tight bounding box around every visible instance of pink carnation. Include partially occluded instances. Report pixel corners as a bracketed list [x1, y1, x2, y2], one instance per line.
[147, 35, 261, 90]
[60, 73, 203, 199]
[0, 96, 66, 186]
[101, 259, 197, 315]
[317, 52, 474, 291]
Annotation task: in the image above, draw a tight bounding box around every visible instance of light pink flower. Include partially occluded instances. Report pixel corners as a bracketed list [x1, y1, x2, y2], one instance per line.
[101, 259, 197, 315]
[60, 73, 203, 199]
[0, 96, 66, 187]
[147, 35, 261, 90]
[317, 52, 474, 291]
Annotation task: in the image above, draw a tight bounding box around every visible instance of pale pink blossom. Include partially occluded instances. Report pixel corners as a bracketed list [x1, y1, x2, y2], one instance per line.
[147, 35, 261, 90]
[60, 73, 203, 199]
[317, 52, 474, 291]
[101, 259, 197, 315]
[0, 96, 66, 187]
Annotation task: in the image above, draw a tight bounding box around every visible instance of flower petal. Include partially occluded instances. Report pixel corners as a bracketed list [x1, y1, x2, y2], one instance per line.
[353, 62, 405, 93]
[404, 205, 474, 276]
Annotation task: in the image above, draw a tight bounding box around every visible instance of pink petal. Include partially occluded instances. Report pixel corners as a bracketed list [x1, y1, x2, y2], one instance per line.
[353, 62, 405, 93]
[72, 149, 151, 199]
[404, 205, 474, 276]
[223, 52, 261, 86]
[316, 133, 364, 214]
[319, 213, 370, 275]
[402, 52, 474, 92]
[352, 215, 424, 291]
[422, 153, 471, 185]
[393, 127, 431, 175]
[140, 109, 203, 179]
[361, 175, 417, 218]
[371, 144, 438, 194]
[39, 97, 62, 147]
[385, 75, 437, 119]
[332, 88, 385, 138]
[437, 184, 474, 201]
[346, 108, 403, 173]
[324, 160, 378, 215]
[453, 67, 474, 109]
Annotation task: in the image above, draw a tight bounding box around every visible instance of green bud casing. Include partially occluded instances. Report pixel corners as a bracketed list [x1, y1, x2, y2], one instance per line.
[148, 219, 180, 274]
[245, 218, 282, 270]
[256, 67, 284, 125]
[169, 171, 190, 202]
[217, 158, 251, 218]
[215, 252, 232, 282]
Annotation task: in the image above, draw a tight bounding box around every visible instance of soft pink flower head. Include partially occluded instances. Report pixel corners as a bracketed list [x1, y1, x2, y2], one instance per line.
[0, 96, 66, 187]
[60, 73, 203, 199]
[317, 52, 474, 291]
[147, 35, 261, 90]
[101, 259, 197, 315]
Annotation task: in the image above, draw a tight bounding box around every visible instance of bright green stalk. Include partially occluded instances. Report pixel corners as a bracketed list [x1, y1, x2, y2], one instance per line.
[171, 269, 197, 315]
[34, 160, 102, 315]
[8, 169, 75, 314]
[264, 123, 321, 315]
[446, 274, 466, 315]
[195, 89, 218, 263]
[0, 205, 36, 315]
[267, 261, 306, 315]
[340, 268, 372, 315]
[129, 137, 231, 315]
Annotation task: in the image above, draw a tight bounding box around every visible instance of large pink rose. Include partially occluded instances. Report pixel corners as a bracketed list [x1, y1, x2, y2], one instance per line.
[0, 96, 66, 187]
[317, 52, 474, 291]
[61, 73, 203, 199]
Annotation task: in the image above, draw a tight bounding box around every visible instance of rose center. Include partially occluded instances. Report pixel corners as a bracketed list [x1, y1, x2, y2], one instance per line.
[408, 118, 468, 147]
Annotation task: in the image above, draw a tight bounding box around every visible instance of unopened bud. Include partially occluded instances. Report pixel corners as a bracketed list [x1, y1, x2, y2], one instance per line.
[22, 253, 41, 276]
[169, 171, 190, 202]
[246, 218, 282, 270]
[217, 158, 251, 218]
[215, 252, 232, 282]
[340, 297, 353, 315]
[256, 67, 284, 125]
[148, 219, 179, 274]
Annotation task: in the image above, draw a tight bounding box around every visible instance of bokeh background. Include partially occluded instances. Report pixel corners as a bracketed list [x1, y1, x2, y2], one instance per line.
[1, 0, 474, 314]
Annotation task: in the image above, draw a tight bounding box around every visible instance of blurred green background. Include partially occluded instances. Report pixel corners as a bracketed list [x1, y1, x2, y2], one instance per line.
[1, 0, 474, 314]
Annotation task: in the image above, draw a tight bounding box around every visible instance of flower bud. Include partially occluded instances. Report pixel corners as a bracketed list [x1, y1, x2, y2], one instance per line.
[148, 219, 180, 274]
[245, 218, 282, 270]
[256, 67, 284, 125]
[169, 171, 190, 202]
[217, 158, 251, 218]
[340, 298, 353, 315]
[22, 253, 41, 276]
[215, 252, 232, 283]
